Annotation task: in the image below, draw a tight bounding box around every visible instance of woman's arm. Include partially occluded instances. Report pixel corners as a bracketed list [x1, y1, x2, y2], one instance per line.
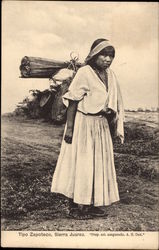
[64, 100, 78, 144]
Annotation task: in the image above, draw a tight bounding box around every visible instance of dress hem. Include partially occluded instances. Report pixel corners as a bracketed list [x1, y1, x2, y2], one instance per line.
[51, 189, 120, 207]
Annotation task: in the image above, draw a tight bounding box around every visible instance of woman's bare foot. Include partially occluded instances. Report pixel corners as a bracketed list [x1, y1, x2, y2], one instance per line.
[68, 204, 93, 219]
[69, 199, 78, 209]
[68, 202, 107, 219]
[87, 206, 107, 217]
[68, 208, 93, 220]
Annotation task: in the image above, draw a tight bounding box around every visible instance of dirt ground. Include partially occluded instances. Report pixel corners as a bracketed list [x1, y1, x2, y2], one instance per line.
[1, 112, 159, 231]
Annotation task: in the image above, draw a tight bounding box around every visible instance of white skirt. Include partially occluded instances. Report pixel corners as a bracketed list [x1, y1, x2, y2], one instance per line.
[51, 111, 120, 206]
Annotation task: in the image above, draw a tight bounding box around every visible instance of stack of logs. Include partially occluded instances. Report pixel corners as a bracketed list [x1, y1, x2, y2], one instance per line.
[19, 56, 81, 78]
[18, 56, 82, 123]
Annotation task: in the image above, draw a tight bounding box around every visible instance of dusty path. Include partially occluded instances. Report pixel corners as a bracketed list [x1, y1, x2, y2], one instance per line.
[1, 114, 159, 231]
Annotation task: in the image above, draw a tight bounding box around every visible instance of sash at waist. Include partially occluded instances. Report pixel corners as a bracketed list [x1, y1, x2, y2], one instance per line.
[78, 110, 115, 118]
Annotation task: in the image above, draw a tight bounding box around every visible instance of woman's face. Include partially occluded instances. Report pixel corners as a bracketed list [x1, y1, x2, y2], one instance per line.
[95, 54, 114, 70]
[95, 46, 115, 70]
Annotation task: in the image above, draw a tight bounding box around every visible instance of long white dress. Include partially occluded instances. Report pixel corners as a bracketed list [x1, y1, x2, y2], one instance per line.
[51, 65, 124, 206]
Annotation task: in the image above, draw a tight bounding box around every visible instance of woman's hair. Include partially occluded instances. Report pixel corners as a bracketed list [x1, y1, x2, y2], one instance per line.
[90, 38, 108, 51]
[86, 38, 115, 68]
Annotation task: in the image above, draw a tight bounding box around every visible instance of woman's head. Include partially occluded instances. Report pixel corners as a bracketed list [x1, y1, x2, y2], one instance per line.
[85, 38, 115, 70]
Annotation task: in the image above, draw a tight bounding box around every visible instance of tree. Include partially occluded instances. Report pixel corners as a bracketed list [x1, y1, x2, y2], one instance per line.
[137, 107, 144, 112]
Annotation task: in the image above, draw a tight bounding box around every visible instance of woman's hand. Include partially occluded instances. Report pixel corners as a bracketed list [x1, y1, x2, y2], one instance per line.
[64, 127, 73, 144]
[105, 107, 114, 114]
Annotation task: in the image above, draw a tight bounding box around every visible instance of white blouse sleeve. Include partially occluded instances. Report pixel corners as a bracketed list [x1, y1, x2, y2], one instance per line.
[62, 67, 90, 107]
[116, 81, 125, 143]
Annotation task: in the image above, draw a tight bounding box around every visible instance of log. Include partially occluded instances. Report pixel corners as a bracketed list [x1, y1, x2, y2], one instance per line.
[19, 56, 82, 78]
[20, 56, 70, 78]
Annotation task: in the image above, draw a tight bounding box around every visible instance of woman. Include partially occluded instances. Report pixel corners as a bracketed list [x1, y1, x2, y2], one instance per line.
[51, 38, 124, 219]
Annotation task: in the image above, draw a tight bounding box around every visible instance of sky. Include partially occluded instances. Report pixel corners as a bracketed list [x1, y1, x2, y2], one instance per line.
[2, 1, 158, 113]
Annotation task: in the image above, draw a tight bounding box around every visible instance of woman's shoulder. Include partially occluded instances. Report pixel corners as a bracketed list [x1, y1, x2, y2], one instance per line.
[108, 67, 117, 75]
[107, 67, 117, 77]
